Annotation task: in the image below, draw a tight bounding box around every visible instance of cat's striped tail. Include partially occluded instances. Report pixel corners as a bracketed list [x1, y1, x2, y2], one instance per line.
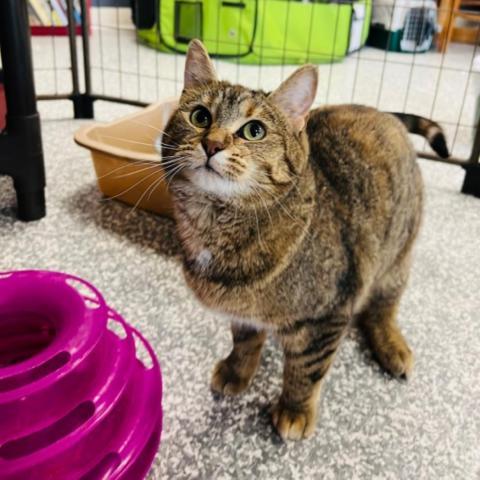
[390, 112, 450, 159]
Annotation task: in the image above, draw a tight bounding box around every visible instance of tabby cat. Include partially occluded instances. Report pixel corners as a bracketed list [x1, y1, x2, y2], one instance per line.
[160, 40, 449, 440]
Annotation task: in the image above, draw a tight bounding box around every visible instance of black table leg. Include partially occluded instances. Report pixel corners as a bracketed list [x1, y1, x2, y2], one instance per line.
[0, 0, 46, 221]
[461, 118, 480, 198]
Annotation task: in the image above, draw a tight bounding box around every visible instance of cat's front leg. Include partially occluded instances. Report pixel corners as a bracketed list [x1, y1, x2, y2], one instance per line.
[211, 322, 266, 396]
[272, 315, 349, 440]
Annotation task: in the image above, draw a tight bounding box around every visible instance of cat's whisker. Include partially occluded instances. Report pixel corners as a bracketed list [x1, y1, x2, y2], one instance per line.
[129, 121, 176, 141]
[165, 164, 186, 189]
[160, 150, 193, 159]
[138, 170, 173, 187]
[97, 128, 179, 149]
[155, 138, 180, 147]
[127, 119, 177, 142]
[98, 134, 157, 148]
[115, 164, 162, 179]
[141, 160, 187, 186]
[147, 175, 168, 201]
[160, 167, 184, 185]
[132, 165, 184, 205]
[95, 160, 155, 180]
[161, 156, 190, 165]
[100, 157, 186, 183]
[161, 156, 192, 165]
[160, 153, 183, 159]
[252, 186, 274, 229]
[159, 146, 193, 157]
[100, 169, 162, 203]
[159, 161, 189, 172]
[127, 171, 169, 216]
[251, 202, 267, 251]
[138, 132, 159, 144]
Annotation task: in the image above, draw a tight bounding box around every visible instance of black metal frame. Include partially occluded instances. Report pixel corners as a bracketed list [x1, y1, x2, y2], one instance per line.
[1, 0, 479, 223]
[0, 0, 46, 221]
[462, 122, 480, 196]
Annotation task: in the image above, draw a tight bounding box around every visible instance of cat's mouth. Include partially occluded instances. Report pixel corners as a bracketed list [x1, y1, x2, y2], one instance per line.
[193, 163, 223, 178]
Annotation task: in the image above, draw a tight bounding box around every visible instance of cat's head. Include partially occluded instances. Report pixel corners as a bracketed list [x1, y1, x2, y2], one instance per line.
[160, 40, 318, 202]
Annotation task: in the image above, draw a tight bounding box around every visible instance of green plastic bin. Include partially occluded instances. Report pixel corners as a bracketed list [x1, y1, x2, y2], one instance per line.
[136, 0, 372, 65]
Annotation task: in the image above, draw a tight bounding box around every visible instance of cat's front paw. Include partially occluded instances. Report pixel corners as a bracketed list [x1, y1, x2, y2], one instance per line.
[210, 359, 251, 396]
[377, 341, 414, 379]
[369, 328, 414, 379]
[270, 401, 317, 440]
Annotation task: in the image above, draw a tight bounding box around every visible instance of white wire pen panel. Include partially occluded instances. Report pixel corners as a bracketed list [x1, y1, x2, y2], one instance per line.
[28, 1, 480, 162]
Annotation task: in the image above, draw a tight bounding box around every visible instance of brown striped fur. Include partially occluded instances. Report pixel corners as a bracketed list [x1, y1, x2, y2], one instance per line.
[160, 40, 432, 440]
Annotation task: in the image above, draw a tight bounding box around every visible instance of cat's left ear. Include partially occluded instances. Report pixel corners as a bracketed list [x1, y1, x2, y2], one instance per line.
[184, 39, 218, 89]
[270, 65, 318, 132]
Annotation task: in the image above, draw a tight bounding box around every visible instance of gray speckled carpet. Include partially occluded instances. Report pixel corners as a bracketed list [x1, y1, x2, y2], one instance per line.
[1, 108, 480, 479]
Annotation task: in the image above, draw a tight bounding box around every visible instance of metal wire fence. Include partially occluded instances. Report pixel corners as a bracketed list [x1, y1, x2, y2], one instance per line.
[28, 0, 480, 173]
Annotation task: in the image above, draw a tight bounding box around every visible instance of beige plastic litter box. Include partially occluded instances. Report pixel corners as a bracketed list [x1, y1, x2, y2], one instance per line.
[74, 99, 178, 218]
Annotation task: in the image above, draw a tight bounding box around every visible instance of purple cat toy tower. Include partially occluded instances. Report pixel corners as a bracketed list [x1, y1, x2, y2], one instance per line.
[0, 270, 162, 480]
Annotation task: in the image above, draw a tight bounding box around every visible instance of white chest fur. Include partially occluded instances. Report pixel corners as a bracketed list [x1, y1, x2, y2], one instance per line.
[195, 249, 212, 270]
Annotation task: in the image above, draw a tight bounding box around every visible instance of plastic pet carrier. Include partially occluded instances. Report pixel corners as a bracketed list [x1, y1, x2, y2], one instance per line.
[133, 0, 372, 65]
[367, 0, 437, 53]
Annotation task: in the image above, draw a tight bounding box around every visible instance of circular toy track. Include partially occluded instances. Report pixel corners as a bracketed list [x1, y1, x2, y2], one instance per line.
[0, 270, 162, 480]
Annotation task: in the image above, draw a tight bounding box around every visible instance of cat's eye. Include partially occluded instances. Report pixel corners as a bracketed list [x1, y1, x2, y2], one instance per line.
[239, 121, 266, 141]
[190, 107, 211, 128]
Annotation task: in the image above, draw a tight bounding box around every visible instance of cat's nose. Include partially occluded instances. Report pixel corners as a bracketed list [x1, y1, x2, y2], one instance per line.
[202, 139, 225, 158]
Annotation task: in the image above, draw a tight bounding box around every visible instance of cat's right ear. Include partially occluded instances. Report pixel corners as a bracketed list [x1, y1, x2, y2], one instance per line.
[184, 39, 217, 90]
[270, 65, 318, 132]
